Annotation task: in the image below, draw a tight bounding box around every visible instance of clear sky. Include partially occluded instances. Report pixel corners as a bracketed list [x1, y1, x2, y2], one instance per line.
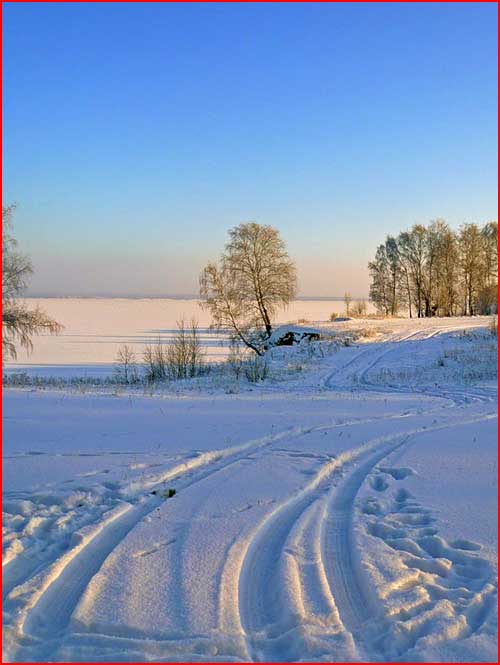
[3, 2, 498, 297]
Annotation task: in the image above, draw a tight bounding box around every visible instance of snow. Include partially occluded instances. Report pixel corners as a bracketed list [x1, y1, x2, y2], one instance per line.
[5, 298, 376, 377]
[268, 325, 322, 346]
[2, 304, 497, 662]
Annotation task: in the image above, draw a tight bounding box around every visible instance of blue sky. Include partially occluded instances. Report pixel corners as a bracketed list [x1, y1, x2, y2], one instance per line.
[3, 2, 498, 296]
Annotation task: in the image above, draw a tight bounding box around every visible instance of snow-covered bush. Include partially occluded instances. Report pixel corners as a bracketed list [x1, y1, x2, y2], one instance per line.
[245, 355, 269, 382]
[143, 320, 204, 382]
[165, 319, 204, 379]
[226, 341, 246, 380]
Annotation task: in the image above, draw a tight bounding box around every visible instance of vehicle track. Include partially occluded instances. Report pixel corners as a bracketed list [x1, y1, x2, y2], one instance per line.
[11, 412, 430, 658]
[8, 321, 495, 662]
[236, 431, 406, 662]
[325, 327, 493, 406]
[11, 425, 316, 652]
[236, 412, 494, 662]
[9, 396, 460, 650]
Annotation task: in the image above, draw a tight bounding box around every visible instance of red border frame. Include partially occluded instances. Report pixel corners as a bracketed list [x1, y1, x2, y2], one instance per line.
[0, 1, 498, 665]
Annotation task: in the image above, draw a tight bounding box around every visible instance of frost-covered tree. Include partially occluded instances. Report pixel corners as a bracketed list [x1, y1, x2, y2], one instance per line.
[2, 205, 62, 360]
[369, 219, 498, 318]
[200, 222, 297, 354]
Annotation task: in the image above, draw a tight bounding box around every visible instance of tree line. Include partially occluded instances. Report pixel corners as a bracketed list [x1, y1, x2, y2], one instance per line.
[369, 220, 498, 318]
[3, 205, 497, 365]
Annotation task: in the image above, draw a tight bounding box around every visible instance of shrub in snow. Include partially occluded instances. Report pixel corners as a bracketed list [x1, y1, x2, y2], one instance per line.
[142, 319, 204, 383]
[143, 339, 168, 383]
[227, 341, 246, 380]
[165, 318, 204, 380]
[351, 300, 367, 317]
[245, 355, 269, 382]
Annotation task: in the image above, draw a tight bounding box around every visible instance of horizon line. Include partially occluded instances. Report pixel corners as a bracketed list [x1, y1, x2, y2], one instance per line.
[24, 293, 370, 302]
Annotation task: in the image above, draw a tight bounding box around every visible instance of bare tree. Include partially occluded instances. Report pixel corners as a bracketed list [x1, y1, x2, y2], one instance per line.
[478, 221, 498, 314]
[459, 223, 484, 316]
[343, 292, 352, 316]
[369, 219, 497, 319]
[200, 222, 297, 354]
[482, 221, 498, 287]
[434, 223, 459, 316]
[2, 205, 62, 360]
[421, 221, 442, 317]
[402, 225, 427, 318]
[385, 236, 403, 315]
[395, 234, 413, 317]
[369, 244, 391, 316]
[114, 344, 137, 383]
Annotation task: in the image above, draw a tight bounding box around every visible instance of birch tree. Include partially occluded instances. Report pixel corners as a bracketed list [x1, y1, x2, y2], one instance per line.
[459, 223, 484, 316]
[369, 220, 497, 318]
[368, 244, 391, 316]
[200, 222, 297, 354]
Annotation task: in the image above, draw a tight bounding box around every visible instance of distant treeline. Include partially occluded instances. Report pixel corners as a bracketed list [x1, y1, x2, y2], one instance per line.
[369, 221, 498, 318]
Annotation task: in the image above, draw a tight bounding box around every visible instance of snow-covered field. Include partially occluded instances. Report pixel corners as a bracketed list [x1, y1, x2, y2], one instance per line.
[2, 306, 497, 662]
[5, 298, 376, 377]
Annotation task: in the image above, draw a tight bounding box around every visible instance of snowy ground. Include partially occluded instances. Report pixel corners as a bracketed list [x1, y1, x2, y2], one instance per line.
[2, 312, 497, 662]
[6, 298, 377, 377]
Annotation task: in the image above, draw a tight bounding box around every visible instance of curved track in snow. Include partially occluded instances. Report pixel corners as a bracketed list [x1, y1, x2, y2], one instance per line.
[236, 413, 494, 662]
[4, 319, 497, 662]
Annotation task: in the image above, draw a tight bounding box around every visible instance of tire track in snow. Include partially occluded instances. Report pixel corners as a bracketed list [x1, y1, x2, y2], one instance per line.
[325, 327, 493, 406]
[235, 413, 495, 662]
[320, 439, 413, 640]
[322, 328, 428, 390]
[321, 410, 496, 662]
[13, 417, 396, 657]
[12, 428, 309, 652]
[236, 433, 409, 662]
[9, 322, 494, 661]
[6, 424, 319, 627]
[8, 406, 450, 647]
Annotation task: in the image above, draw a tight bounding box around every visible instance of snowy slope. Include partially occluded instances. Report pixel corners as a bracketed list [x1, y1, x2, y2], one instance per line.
[2, 316, 497, 662]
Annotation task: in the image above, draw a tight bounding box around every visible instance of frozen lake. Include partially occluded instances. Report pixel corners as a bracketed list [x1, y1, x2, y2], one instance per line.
[6, 297, 375, 377]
